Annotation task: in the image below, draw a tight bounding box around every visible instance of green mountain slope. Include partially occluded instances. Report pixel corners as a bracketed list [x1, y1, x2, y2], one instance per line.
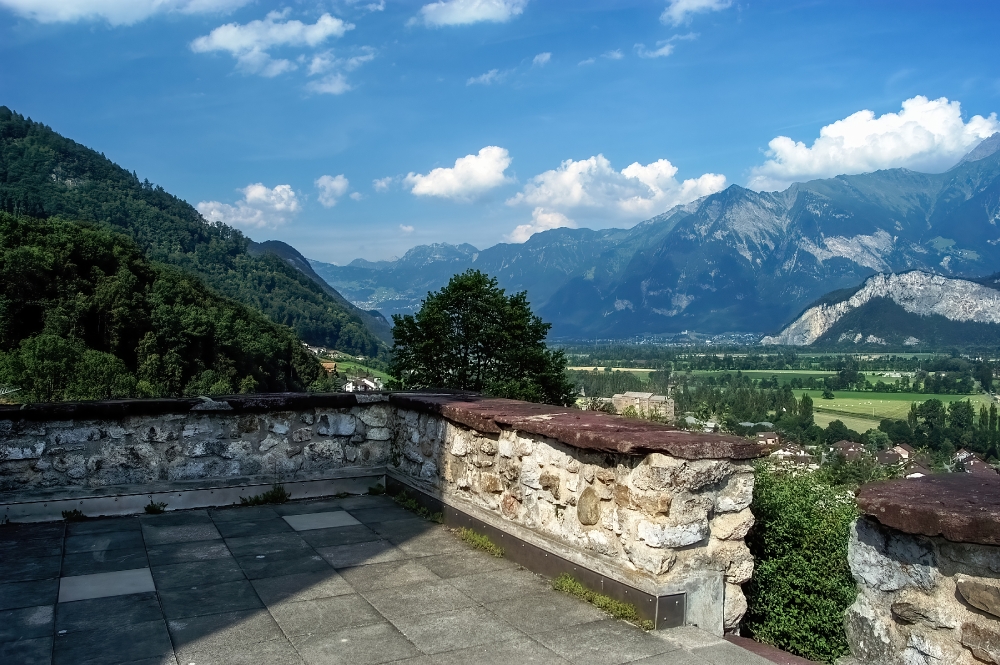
[0, 213, 327, 401]
[0, 107, 384, 356]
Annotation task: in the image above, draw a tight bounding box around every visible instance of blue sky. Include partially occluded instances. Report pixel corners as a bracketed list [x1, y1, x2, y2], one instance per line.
[2, 0, 1000, 263]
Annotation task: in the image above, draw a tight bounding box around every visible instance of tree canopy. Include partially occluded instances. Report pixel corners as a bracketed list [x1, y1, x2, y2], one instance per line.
[389, 270, 575, 406]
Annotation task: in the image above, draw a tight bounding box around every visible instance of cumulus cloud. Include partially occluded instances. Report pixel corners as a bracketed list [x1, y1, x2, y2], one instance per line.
[315, 174, 350, 207]
[748, 95, 1000, 191]
[191, 10, 353, 77]
[603, 49, 624, 60]
[416, 0, 528, 26]
[532, 52, 551, 67]
[197, 183, 300, 229]
[507, 207, 576, 243]
[660, 0, 731, 26]
[405, 146, 513, 200]
[400, 224, 415, 233]
[508, 154, 726, 218]
[467, 69, 508, 85]
[0, 0, 248, 25]
[578, 58, 595, 66]
[373, 177, 394, 192]
[635, 33, 696, 58]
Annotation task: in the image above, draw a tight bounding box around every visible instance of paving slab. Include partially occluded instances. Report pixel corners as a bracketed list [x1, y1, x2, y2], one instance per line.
[299, 524, 382, 548]
[64, 531, 144, 554]
[214, 517, 292, 539]
[236, 552, 332, 580]
[224, 532, 312, 559]
[388, 529, 469, 558]
[369, 518, 434, 541]
[139, 510, 213, 527]
[630, 651, 713, 665]
[0, 555, 62, 583]
[167, 608, 283, 654]
[150, 557, 246, 590]
[316, 539, 409, 569]
[290, 620, 423, 665]
[209, 505, 280, 522]
[52, 618, 173, 665]
[486, 590, 610, 635]
[157, 579, 263, 619]
[55, 591, 162, 633]
[416, 550, 518, 579]
[145, 539, 231, 567]
[0, 578, 59, 611]
[272, 499, 357, 516]
[58, 568, 155, 603]
[391, 605, 522, 655]
[690, 641, 776, 665]
[347, 506, 422, 524]
[66, 517, 141, 536]
[339, 559, 440, 592]
[251, 569, 354, 606]
[173, 636, 303, 665]
[0, 536, 63, 558]
[283, 511, 362, 531]
[533, 619, 676, 665]
[447, 568, 551, 604]
[431, 633, 573, 665]
[269, 593, 385, 636]
[0, 522, 64, 543]
[61, 545, 148, 576]
[362, 579, 477, 622]
[0, 635, 53, 665]
[0, 603, 54, 642]
[141, 523, 221, 546]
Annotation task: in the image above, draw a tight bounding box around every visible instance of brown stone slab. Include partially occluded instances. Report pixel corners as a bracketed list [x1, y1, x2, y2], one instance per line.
[857, 474, 1000, 546]
[390, 393, 765, 460]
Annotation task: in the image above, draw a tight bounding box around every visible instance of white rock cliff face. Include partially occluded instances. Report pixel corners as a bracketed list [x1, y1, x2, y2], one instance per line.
[762, 271, 1000, 346]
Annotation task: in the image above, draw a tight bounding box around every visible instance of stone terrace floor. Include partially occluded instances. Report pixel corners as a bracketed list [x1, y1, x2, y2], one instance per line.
[0, 494, 781, 665]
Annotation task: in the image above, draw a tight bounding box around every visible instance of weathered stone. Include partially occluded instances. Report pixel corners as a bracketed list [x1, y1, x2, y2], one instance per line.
[845, 593, 897, 665]
[501, 492, 520, 519]
[586, 530, 617, 556]
[420, 439, 434, 457]
[480, 472, 504, 494]
[903, 630, 948, 665]
[715, 473, 754, 513]
[577, 486, 602, 525]
[270, 422, 290, 435]
[344, 446, 358, 463]
[632, 455, 734, 493]
[316, 413, 355, 437]
[613, 484, 671, 516]
[623, 541, 675, 575]
[358, 405, 389, 428]
[595, 468, 615, 484]
[711, 509, 754, 541]
[480, 440, 498, 455]
[638, 518, 709, 548]
[237, 416, 259, 434]
[963, 623, 1000, 664]
[286, 445, 302, 457]
[890, 602, 955, 629]
[258, 435, 282, 453]
[723, 583, 748, 630]
[292, 428, 312, 443]
[367, 427, 391, 441]
[583, 466, 595, 483]
[957, 578, 1000, 619]
[849, 518, 937, 592]
[300, 412, 315, 425]
[540, 470, 561, 500]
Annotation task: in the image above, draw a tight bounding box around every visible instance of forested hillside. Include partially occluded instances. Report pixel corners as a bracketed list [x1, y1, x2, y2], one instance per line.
[0, 213, 328, 401]
[0, 107, 384, 356]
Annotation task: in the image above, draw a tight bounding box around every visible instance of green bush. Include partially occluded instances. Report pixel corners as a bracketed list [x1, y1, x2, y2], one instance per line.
[743, 464, 858, 663]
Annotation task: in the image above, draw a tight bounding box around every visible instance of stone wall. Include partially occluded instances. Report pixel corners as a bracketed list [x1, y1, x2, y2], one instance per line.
[846, 474, 1000, 664]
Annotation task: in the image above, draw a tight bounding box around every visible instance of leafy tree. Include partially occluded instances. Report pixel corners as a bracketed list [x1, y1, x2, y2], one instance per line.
[390, 270, 575, 405]
[821, 389, 835, 399]
[798, 393, 813, 423]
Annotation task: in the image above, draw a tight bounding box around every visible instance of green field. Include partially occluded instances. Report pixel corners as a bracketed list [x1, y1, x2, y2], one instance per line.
[320, 356, 391, 382]
[567, 367, 656, 381]
[688, 370, 835, 383]
[795, 390, 994, 428]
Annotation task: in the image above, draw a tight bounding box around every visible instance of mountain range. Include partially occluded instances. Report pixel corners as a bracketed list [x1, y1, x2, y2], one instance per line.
[312, 134, 1000, 343]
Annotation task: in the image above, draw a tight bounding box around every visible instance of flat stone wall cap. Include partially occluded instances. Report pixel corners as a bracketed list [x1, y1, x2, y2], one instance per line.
[857, 473, 1000, 546]
[389, 393, 765, 460]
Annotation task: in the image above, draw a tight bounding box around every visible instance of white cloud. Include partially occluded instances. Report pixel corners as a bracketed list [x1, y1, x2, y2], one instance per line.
[532, 52, 551, 67]
[748, 95, 1000, 191]
[191, 10, 353, 77]
[307, 72, 351, 94]
[400, 224, 415, 233]
[350, 192, 364, 201]
[636, 42, 674, 58]
[507, 207, 576, 243]
[316, 174, 350, 207]
[405, 146, 513, 200]
[603, 49, 624, 60]
[508, 154, 726, 219]
[578, 58, 595, 66]
[0, 0, 248, 25]
[467, 68, 507, 85]
[305, 47, 375, 94]
[373, 177, 394, 192]
[197, 183, 300, 229]
[417, 0, 528, 26]
[660, 0, 731, 26]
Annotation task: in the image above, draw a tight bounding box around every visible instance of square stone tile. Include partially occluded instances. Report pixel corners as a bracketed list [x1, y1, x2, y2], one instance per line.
[58, 568, 155, 603]
[224, 532, 312, 559]
[299, 525, 382, 549]
[0, 522, 64, 543]
[0, 578, 59, 611]
[66, 517, 141, 536]
[157, 579, 263, 620]
[61, 546, 148, 576]
[215, 517, 293, 539]
[362, 579, 476, 622]
[283, 511, 362, 531]
[391, 605, 522, 655]
[272, 499, 354, 516]
[209, 505, 280, 522]
[339, 559, 440, 592]
[145, 539, 231, 567]
[167, 608, 283, 654]
[56, 591, 162, 633]
[236, 553, 331, 580]
[533, 619, 674, 665]
[0, 555, 62, 583]
[0, 604, 54, 642]
[485, 590, 609, 635]
[346, 506, 420, 524]
[151, 557, 245, 591]
[369, 519, 434, 541]
[64, 531, 143, 555]
[316, 539, 409, 569]
[332, 495, 397, 510]
[0, 537, 63, 559]
[291, 621, 422, 665]
[174, 636, 303, 665]
[139, 509, 212, 526]
[689, 642, 775, 665]
[431, 633, 572, 665]
[389, 530, 468, 558]
[141, 522, 221, 546]
[447, 568, 551, 604]
[269, 593, 384, 637]
[631, 650, 714, 665]
[417, 550, 518, 579]
[251, 569, 354, 606]
[53, 618, 173, 665]
[0, 636, 53, 665]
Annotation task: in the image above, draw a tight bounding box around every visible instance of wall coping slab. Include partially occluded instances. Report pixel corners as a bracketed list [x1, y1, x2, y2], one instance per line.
[856, 474, 1000, 546]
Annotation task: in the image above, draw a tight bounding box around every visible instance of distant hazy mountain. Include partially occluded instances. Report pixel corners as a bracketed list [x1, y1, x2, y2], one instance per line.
[313, 135, 1000, 339]
[761, 271, 1000, 347]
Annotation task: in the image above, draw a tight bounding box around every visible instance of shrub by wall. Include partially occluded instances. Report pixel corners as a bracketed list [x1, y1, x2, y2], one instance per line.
[742, 463, 858, 663]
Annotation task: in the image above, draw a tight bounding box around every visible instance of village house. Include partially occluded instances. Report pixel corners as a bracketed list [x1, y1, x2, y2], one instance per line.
[344, 377, 384, 392]
[769, 442, 818, 467]
[756, 431, 780, 447]
[955, 448, 997, 476]
[831, 439, 864, 462]
[610, 391, 675, 420]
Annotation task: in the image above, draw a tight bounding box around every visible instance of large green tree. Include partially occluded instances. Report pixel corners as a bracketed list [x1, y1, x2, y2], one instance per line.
[389, 270, 575, 406]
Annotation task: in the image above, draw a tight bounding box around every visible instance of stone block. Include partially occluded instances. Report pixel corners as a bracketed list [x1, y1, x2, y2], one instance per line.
[270, 422, 290, 435]
[316, 413, 355, 437]
[710, 509, 754, 541]
[623, 540, 675, 575]
[890, 602, 955, 629]
[963, 622, 1000, 664]
[715, 473, 754, 513]
[539, 470, 561, 500]
[291, 428, 313, 443]
[480, 472, 504, 494]
[613, 484, 671, 516]
[259, 435, 283, 453]
[845, 593, 897, 665]
[631, 454, 733, 493]
[638, 518, 709, 548]
[367, 427, 391, 441]
[849, 518, 937, 592]
[723, 582, 748, 630]
[577, 486, 601, 525]
[957, 577, 1000, 619]
[480, 440, 498, 455]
